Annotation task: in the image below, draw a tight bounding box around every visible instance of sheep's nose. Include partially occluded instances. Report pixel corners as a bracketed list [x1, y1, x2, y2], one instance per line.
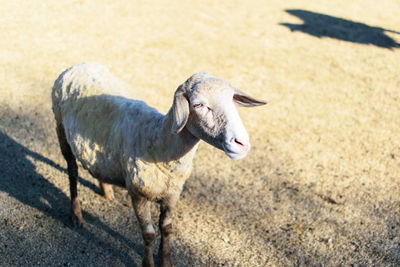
[224, 136, 251, 160]
[234, 138, 250, 151]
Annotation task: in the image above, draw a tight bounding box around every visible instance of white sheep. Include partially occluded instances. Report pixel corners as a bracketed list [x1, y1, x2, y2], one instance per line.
[51, 62, 266, 267]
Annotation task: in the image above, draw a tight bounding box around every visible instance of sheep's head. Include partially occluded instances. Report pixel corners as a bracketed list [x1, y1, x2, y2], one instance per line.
[172, 72, 266, 160]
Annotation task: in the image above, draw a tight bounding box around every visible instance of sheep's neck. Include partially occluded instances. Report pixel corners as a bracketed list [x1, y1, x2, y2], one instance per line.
[145, 110, 199, 163]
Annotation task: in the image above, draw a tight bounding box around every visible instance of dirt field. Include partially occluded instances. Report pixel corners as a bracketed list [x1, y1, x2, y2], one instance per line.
[1, 0, 399, 266]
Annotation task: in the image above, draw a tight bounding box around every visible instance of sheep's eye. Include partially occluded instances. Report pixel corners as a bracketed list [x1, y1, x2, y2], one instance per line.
[193, 103, 212, 112]
[194, 103, 210, 109]
[193, 103, 204, 108]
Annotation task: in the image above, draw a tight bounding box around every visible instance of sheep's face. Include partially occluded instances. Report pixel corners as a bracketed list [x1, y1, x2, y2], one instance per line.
[172, 73, 266, 160]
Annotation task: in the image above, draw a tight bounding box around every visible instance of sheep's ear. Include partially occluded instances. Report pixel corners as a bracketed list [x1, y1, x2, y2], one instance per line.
[172, 87, 189, 134]
[233, 88, 267, 107]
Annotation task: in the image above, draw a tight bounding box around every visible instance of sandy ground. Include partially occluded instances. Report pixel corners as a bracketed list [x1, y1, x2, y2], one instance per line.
[1, 0, 400, 266]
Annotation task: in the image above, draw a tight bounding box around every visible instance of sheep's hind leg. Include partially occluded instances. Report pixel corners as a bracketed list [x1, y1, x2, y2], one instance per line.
[100, 182, 115, 201]
[131, 194, 155, 267]
[158, 197, 177, 267]
[56, 124, 84, 228]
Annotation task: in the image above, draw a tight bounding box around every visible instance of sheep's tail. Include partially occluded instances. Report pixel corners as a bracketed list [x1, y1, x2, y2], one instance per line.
[51, 67, 70, 126]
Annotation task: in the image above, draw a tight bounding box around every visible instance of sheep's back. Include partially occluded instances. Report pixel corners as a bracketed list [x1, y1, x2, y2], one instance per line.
[51, 62, 156, 184]
[52, 62, 140, 110]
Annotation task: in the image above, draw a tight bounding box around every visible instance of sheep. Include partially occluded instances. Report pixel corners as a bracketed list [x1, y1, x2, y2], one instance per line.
[51, 62, 266, 267]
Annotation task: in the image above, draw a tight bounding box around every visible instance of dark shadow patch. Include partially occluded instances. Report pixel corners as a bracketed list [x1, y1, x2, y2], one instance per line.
[280, 9, 400, 49]
[0, 131, 143, 266]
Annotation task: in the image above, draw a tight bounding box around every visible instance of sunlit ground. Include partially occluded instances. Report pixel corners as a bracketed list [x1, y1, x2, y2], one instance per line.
[0, 0, 399, 265]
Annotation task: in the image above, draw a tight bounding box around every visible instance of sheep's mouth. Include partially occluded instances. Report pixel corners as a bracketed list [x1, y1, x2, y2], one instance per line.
[223, 146, 249, 160]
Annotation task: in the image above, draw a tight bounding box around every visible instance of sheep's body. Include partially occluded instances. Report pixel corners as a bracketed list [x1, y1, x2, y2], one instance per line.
[52, 62, 265, 266]
[52, 63, 197, 199]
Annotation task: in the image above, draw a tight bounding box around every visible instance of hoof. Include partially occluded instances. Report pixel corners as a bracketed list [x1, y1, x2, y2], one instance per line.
[161, 258, 174, 267]
[71, 214, 84, 228]
[142, 258, 155, 267]
[104, 191, 115, 201]
[101, 183, 115, 201]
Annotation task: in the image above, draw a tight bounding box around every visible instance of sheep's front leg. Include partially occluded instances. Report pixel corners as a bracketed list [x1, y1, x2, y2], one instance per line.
[131, 194, 155, 267]
[158, 197, 177, 267]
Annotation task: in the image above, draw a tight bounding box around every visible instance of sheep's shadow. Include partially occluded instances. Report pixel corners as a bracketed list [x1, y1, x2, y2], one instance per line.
[0, 131, 143, 266]
[280, 9, 400, 49]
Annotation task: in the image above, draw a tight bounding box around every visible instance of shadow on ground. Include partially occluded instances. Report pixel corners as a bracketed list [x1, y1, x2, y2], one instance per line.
[280, 9, 400, 49]
[0, 131, 144, 266]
